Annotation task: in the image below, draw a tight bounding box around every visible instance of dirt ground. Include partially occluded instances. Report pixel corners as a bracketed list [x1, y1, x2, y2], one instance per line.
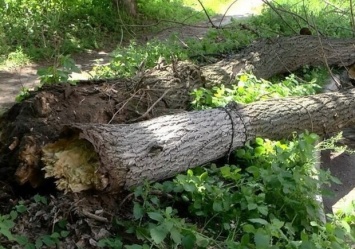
[0, 0, 353, 221]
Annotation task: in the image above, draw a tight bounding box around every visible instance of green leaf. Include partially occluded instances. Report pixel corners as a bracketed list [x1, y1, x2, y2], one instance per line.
[165, 206, 172, 216]
[236, 149, 245, 157]
[243, 224, 255, 233]
[60, 230, 70, 237]
[148, 212, 164, 222]
[42, 235, 56, 246]
[310, 221, 318, 227]
[254, 230, 270, 247]
[163, 221, 174, 232]
[33, 194, 47, 205]
[15, 204, 27, 213]
[330, 175, 342, 185]
[213, 201, 223, 212]
[183, 183, 196, 192]
[195, 235, 209, 247]
[246, 166, 260, 177]
[254, 146, 265, 156]
[240, 234, 250, 245]
[199, 172, 208, 181]
[249, 218, 268, 225]
[330, 241, 345, 249]
[14, 235, 28, 245]
[271, 219, 284, 229]
[300, 231, 308, 241]
[150, 226, 169, 244]
[257, 205, 268, 216]
[35, 238, 44, 248]
[133, 202, 144, 220]
[10, 211, 18, 220]
[181, 234, 196, 249]
[170, 227, 182, 244]
[247, 203, 257, 210]
[255, 137, 264, 145]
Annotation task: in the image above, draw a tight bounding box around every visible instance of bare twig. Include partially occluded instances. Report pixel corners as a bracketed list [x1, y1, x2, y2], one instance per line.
[323, 0, 348, 15]
[129, 88, 171, 122]
[82, 209, 109, 223]
[218, 0, 239, 28]
[108, 89, 142, 124]
[264, 0, 325, 36]
[197, 0, 218, 28]
[261, 0, 297, 33]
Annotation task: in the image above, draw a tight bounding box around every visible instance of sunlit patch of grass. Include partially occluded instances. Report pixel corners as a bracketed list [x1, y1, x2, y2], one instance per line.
[0, 47, 32, 69]
[182, 0, 231, 13]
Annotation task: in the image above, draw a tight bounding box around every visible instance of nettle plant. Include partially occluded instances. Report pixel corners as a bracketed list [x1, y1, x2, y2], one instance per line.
[98, 74, 354, 248]
[0, 195, 69, 249]
[92, 40, 187, 79]
[190, 73, 321, 109]
[99, 134, 353, 249]
[37, 55, 80, 85]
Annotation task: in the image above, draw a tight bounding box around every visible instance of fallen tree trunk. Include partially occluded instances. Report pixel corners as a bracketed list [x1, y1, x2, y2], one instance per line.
[201, 35, 355, 85]
[2, 35, 355, 191]
[42, 89, 355, 192]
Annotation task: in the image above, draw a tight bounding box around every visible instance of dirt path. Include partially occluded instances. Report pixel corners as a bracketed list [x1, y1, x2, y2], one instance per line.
[0, 0, 353, 214]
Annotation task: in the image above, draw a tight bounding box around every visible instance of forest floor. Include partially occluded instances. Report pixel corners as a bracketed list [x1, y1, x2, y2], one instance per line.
[0, 0, 353, 216]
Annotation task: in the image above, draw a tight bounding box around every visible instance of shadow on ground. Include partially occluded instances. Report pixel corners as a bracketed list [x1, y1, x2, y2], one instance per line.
[322, 148, 355, 213]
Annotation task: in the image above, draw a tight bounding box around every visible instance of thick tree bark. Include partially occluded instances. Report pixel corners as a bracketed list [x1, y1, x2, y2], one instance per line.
[202, 35, 355, 85]
[43, 89, 355, 192]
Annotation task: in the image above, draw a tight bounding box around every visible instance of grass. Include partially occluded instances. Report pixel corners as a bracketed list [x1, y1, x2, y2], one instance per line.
[249, 0, 354, 37]
[0, 48, 31, 69]
[182, 0, 232, 13]
[0, 0, 237, 68]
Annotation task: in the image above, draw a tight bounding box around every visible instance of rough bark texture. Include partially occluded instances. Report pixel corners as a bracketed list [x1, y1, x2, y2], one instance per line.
[202, 35, 355, 85]
[53, 89, 355, 191]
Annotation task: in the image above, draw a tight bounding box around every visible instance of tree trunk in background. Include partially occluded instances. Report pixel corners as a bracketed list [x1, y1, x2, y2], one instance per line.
[46, 89, 355, 192]
[114, 0, 137, 16]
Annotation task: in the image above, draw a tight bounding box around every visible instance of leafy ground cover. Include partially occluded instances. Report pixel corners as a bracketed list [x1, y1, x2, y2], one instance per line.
[1, 0, 355, 248]
[0, 0, 228, 66]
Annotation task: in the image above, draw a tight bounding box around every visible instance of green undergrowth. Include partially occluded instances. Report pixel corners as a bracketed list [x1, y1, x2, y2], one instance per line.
[97, 133, 354, 248]
[0, 0, 228, 66]
[0, 0, 123, 61]
[190, 73, 321, 109]
[249, 0, 354, 37]
[0, 195, 69, 249]
[92, 29, 254, 79]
